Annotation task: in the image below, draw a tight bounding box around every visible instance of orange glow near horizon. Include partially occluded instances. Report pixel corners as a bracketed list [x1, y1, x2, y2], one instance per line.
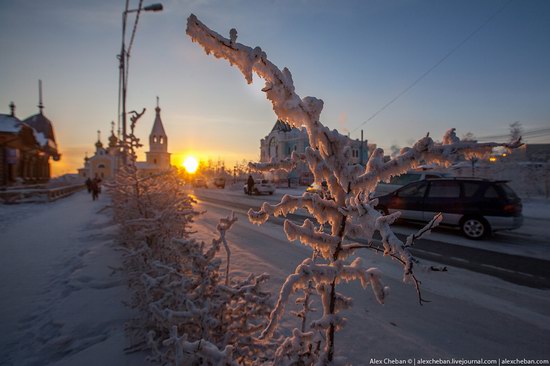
[183, 156, 199, 174]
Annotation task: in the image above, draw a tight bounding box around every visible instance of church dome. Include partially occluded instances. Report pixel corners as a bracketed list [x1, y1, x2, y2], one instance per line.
[108, 131, 118, 148]
[23, 112, 56, 143]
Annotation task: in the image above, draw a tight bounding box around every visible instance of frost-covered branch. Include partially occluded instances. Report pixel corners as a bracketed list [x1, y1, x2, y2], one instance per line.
[186, 14, 522, 363]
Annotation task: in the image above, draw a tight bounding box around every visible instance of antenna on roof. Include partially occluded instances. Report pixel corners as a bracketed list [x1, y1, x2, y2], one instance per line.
[38, 80, 44, 114]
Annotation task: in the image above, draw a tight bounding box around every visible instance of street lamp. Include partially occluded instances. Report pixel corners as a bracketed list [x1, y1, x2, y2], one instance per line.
[118, 1, 163, 164]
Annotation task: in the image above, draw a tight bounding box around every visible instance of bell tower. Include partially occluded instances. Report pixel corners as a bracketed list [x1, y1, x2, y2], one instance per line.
[146, 97, 171, 169]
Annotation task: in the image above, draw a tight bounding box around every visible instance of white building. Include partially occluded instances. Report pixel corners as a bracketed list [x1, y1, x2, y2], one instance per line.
[78, 99, 171, 179]
[259, 120, 375, 184]
[136, 100, 171, 174]
[78, 126, 121, 180]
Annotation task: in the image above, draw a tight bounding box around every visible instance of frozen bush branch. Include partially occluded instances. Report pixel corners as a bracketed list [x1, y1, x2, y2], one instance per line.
[186, 14, 522, 363]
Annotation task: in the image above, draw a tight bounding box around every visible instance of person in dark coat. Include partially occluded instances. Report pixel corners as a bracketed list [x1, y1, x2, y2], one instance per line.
[91, 176, 101, 201]
[85, 178, 92, 193]
[247, 175, 255, 195]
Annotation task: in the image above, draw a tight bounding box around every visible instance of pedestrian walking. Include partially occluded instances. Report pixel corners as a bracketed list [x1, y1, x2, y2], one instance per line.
[85, 177, 92, 193]
[91, 176, 101, 201]
[247, 175, 255, 195]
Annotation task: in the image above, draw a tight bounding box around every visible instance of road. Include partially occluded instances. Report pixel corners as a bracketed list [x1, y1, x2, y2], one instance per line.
[192, 186, 550, 289]
[189, 187, 550, 363]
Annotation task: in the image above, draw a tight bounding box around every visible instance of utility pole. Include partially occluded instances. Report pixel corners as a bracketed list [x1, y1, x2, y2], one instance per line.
[360, 129, 364, 166]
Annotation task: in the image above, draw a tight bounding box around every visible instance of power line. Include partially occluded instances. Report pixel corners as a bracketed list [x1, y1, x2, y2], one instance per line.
[477, 127, 550, 141]
[351, 0, 513, 134]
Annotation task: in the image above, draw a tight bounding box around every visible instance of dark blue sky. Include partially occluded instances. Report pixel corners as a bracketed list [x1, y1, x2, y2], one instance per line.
[1, 0, 548, 174]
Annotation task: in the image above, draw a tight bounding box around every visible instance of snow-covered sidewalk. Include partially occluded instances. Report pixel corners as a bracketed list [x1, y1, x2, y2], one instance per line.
[0, 191, 142, 366]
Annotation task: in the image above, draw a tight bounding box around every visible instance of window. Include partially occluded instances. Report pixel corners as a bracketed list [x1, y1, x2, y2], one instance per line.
[397, 182, 426, 198]
[160, 137, 164, 144]
[154, 159, 157, 164]
[463, 182, 480, 198]
[483, 186, 500, 199]
[389, 173, 421, 186]
[153, 136, 157, 143]
[496, 183, 517, 199]
[98, 164, 105, 169]
[428, 181, 460, 198]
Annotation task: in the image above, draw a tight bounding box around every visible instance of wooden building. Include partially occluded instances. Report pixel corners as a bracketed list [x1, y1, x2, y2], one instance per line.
[0, 97, 60, 186]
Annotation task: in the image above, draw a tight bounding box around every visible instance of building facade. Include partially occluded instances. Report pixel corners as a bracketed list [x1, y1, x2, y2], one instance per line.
[137, 101, 171, 174]
[259, 120, 375, 184]
[78, 99, 171, 179]
[78, 127, 121, 180]
[0, 95, 60, 186]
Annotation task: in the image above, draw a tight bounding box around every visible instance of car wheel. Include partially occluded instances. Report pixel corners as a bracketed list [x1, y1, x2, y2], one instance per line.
[254, 189, 260, 195]
[244, 188, 247, 194]
[269, 192, 273, 195]
[461, 216, 490, 240]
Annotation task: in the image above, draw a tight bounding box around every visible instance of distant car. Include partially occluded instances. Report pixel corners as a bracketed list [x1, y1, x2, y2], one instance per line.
[375, 178, 523, 240]
[213, 177, 226, 189]
[373, 171, 449, 197]
[244, 179, 275, 195]
[192, 178, 208, 188]
[306, 181, 332, 200]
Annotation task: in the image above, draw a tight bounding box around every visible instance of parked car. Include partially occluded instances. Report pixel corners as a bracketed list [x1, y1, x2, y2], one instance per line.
[306, 181, 332, 200]
[244, 179, 275, 195]
[213, 177, 226, 189]
[373, 171, 449, 197]
[192, 178, 208, 188]
[375, 178, 523, 239]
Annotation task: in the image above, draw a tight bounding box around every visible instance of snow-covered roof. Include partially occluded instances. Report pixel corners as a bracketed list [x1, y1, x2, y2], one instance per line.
[34, 131, 48, 147]
[0, 114, 22, 133]
[23, 112, 56, 142]
[270, 119, 293, 133]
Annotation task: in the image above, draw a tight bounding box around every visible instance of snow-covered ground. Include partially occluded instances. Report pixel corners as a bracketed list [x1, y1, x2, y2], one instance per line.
[1, 189, 549, 364]
[0, 191, 145, 366]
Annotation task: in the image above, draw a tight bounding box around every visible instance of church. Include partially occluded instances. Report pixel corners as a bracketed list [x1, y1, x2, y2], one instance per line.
[0, 81, 61, 186]
[78, 98, 171, 180]
[259, 120, 376, 184]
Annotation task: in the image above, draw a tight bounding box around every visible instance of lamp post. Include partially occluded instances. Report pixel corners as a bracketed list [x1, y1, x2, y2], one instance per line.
[118, 1, 163, 164]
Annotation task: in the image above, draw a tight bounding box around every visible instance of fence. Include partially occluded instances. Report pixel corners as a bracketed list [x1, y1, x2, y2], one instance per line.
[0, 184, 85, 204]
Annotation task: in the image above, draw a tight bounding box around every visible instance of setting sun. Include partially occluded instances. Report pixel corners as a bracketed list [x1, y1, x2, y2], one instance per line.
[183, 156, 199, 174]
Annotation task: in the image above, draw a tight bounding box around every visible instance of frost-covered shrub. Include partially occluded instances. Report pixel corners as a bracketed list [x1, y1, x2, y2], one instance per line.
[112, 174, 275, 364]
[109, 116, 276, 365]
[186, 14, 521, 365]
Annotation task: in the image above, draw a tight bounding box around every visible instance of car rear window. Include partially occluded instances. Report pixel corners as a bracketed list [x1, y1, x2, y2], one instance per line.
[496, 183, 518, 199]
[427, 181, 460, 198]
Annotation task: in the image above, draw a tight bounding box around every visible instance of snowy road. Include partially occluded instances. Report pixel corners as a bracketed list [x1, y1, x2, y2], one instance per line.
[192, 189, 550, 364]
[193, 186, 550, 289]
[0, 191, 143, 366]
